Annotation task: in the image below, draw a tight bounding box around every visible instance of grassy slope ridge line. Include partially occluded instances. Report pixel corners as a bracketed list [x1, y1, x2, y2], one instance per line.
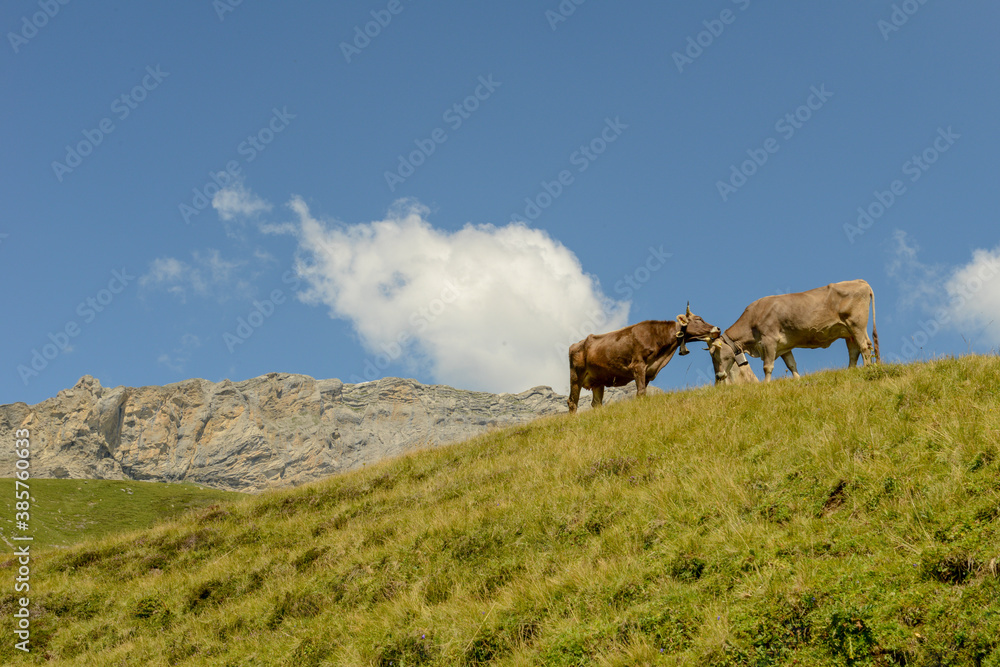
[0, 479, 243, 551]
[1, 356, 999, 666]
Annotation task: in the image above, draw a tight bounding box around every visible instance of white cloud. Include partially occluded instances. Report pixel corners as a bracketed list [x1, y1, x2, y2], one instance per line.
[258, 221, 298, 235]
[886, 230, 1000, 347]
[945, 246, 1000, 345]
[143, 256, 188, 284]
[140, 250, 250, 303]
[212, 181, 272, 221]
[289, 198, 629, 393]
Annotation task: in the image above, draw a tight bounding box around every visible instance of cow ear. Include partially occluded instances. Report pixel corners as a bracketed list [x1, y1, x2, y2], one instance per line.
[676, 314, 688, 326]
[708, 339, 722, 352]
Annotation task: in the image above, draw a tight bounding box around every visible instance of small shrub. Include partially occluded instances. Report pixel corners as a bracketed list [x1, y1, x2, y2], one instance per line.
[291, 637, 334, 667]
[619, 604, 697, 653]
[726, 594, 818, 665]
[540, 623, 610, 667]
[44, 591, 105, 620]
[374, 631, 436, 666]
[762, 503, 792, 524]
[269, 590, 324, 627]
[51, 545, 116, 572]
[921, 547, 977, 584]
[969, 449, 996, 473]
[194, 504, 232, 522]
[861, 364, 905, 381]
[133, 595, 172, 626]
[465, 630, 505, 665]
[312, 512, 350, 536]
[579, 456, 638, 482]
[823, 607, 876, 665]
[292, 546, 328, 571]
[362, 524, 397, 548]
[185, 569, 265, 613]
[450, 525, 503, 561]
[670, 553, 706, 582]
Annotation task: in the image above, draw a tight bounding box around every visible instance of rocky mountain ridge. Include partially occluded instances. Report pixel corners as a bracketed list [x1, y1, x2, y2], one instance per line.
[0, 373, 646, 492]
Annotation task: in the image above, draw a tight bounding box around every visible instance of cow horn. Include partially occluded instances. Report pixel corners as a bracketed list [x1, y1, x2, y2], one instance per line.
[686, 301, 692, 318]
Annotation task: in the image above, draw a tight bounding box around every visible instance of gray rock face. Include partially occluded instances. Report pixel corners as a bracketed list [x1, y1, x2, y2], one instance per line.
[0, 374, 650, 492]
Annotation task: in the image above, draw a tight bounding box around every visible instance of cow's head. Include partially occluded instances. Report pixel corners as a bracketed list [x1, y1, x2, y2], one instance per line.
[675, 302, 721, 356]
[707, 337, 736, 384]
[707, 335, 757, 385]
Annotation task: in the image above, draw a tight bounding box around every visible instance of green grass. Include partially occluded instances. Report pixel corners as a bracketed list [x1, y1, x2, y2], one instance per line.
[2, 356, 1000, 665]
[0, 479, 242, 551]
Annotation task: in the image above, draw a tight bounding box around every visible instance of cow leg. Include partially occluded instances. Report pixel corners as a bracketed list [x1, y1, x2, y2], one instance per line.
[633, 370, 647, 397]
[568, 382, 581, 414]
[861, 341, 874, 366]
[761, 346, 777, 382]
[849, 326, 874, 366]
[568, 365, 582, 413]
[846, 337, 862, 368]
[780, 352, 801, 379]
[591, 385, 605, 409]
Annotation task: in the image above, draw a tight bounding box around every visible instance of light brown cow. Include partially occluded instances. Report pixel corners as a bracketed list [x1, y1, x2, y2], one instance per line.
[568, 305, 720, 413]
[708, 279, 879, 383]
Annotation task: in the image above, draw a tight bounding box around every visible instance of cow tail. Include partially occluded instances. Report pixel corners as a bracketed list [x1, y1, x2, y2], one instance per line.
[870, 288, 880, 363]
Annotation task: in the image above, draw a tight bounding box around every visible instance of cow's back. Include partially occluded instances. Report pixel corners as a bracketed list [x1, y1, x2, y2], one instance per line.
[738, 283, 864, 350]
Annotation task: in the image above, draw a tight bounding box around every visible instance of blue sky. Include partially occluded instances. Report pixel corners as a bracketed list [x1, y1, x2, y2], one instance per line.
[4, 1, 999, 406]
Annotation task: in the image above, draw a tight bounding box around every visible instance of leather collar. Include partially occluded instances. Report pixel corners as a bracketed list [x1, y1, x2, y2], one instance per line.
[721, 331, 741, 353]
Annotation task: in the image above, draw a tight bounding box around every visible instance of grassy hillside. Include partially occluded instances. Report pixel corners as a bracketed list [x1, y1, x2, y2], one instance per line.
[2, 356, 999, 666]
[0, 479, 243, 551]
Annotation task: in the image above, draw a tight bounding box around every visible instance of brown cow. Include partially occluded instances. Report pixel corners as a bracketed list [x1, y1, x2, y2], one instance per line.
[568, 304, 720, 413]
[708, 279, 879, 384]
